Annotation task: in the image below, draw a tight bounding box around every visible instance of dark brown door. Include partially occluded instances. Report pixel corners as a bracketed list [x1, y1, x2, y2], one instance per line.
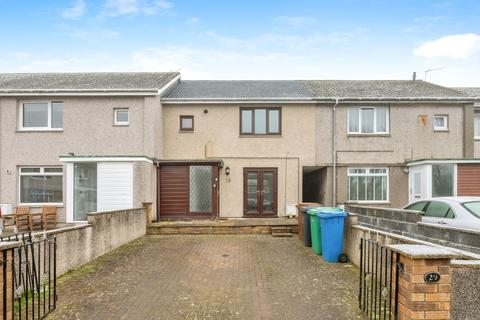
[243, 168, 278, 217]
[158, 165, 219, 219]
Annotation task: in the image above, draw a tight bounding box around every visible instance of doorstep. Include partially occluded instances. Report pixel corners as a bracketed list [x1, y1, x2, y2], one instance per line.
[147, 217, 298, 235]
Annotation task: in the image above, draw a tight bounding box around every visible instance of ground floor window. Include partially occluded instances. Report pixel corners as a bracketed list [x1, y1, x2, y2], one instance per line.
[348, 168, 388, 202]
[432, 164, 454, 197]
[19, 166, 63, 204]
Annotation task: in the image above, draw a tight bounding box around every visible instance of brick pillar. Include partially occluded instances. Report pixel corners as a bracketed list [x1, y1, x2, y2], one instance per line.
[0, 241, 21, 319]
[388, 244, 460, 320]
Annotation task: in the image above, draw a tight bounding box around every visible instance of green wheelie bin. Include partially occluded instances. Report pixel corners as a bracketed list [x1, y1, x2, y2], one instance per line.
[307, 207, 343, 255]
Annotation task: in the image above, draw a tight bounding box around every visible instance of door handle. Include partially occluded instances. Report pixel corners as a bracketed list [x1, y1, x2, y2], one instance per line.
[437, 221, 447, 225]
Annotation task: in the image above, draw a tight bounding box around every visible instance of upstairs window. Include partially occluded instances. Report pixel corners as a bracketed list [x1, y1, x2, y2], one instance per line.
[180, 115, 194, 131]
[20, 101, 63, 130]
[348, 107, 389, 134]
[433, 115, 448, 131]
[240, 107, 281, 135]
[114, 108, 129, 126]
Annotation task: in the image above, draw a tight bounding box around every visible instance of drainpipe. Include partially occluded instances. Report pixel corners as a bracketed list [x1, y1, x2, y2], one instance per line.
[332, 98, 339, 207]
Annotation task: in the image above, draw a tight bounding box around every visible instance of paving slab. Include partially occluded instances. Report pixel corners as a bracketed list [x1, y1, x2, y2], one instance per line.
[47, 235, 366, 320]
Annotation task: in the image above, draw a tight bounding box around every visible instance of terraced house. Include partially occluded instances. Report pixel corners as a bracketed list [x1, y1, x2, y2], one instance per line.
[0, 72, 477, 223]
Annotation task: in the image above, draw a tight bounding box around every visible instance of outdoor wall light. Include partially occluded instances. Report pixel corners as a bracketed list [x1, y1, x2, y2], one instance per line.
[225, 166, 230, 176]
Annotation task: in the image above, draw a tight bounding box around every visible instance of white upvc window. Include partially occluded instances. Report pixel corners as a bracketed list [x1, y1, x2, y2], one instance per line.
[19, 166, 63, 205]
[19, 101, 63, 131]
[348, 168, 389, 202]
[114, 108, 129, 125]
[474, 110, 480, 139]
[433, 115, 448, 131]
[348, 107, 389, 134]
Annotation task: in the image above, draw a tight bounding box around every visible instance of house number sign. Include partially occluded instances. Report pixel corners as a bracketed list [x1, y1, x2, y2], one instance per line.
[424, 272, 441, 283]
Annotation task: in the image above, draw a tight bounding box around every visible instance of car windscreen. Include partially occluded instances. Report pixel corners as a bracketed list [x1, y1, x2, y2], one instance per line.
[462, 201, 480, 219]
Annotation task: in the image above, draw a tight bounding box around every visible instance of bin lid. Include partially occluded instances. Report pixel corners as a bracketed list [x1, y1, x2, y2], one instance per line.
[301, 206, 321, 213]
[316, 211, 347, 218]
[307, 207, 342, 215]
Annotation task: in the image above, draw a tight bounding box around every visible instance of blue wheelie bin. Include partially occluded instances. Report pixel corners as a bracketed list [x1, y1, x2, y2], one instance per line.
[316, 210, 348, 262]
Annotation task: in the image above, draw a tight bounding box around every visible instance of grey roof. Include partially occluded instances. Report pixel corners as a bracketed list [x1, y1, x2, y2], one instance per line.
[164, 80, 314, 100]
[163, 79, 472, 102]
[452, 87, 480, 98]
[300, 80, 469, 100]
[0, 72, 179, 94]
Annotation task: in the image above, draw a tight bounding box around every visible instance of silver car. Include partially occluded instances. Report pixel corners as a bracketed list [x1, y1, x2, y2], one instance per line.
[404, 197, 480, 231]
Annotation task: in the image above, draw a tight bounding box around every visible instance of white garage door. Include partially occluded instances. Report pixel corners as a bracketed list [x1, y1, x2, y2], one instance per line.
[97, 162, 133, 212]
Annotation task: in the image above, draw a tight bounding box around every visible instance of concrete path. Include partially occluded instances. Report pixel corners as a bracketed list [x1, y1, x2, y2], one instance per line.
[48, 235, 366, 320]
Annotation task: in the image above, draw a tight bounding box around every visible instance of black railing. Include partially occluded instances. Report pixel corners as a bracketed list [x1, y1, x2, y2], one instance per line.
[1, 232, 57, 320]
[359, 238, 400, 320]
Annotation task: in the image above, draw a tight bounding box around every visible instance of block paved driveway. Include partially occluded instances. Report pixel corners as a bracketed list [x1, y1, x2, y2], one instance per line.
[48, 235, 366, 320]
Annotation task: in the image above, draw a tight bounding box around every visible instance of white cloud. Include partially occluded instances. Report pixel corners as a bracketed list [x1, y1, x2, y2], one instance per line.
[62, 0, 86, 19]
[69, 29, 120, 39]
[271, 16, 317, 28]
[185, 17, 200, 25]
[414, 33, 480, 59]
[103, 0, 173, 17]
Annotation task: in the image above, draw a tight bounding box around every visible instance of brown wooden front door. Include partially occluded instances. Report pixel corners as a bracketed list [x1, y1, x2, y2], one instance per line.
[243, 168, 278, 217]
[158, 164, 219, 219]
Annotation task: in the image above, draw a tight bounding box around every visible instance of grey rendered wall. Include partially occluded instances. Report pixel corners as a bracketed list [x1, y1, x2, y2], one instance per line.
[316, 103, 469, 207]
[336, 165, 409, 208]
[40, 207, 147, 276]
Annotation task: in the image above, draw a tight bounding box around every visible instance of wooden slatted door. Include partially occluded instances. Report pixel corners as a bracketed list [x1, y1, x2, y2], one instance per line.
[158, 164, 219, 219]
[159, 166, 189, 217]
[243, 168, 278, 217]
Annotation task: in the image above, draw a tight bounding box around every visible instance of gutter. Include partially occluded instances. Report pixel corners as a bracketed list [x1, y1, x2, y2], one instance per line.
[161, 97, 475, 104]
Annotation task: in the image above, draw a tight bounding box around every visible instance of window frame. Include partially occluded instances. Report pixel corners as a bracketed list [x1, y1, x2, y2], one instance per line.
[347, 106, 390, 135]
[18, 166, 64, 206]
[113, 108, 130, 126]
[347, 167, 389, 203]
[433, 115, 449, 131]
[19, 100, 64, 131]
[474, 109, 480, 139]
[239, 107, 282, 136]
[179, 115, 194, 132]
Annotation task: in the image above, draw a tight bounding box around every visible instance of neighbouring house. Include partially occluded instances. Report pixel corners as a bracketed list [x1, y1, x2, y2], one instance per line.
[453, 87, 480, 158]
[0, 73, 477, 223]
[0, 72, 180, 222]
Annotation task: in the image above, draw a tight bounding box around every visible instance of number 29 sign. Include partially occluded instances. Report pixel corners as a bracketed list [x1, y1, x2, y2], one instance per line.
[424, 272, 441, 283]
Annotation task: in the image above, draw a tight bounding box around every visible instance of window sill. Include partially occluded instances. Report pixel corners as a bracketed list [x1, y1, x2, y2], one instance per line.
[113, 124, 130, 127]
[179, 130, 194, 133]
[433, 129, 449, 132]
[239, 134, 282, 138]
[16, 129, 63, 133]
[474, 137, 480, 141]
[18, 203, 64, 207]
[347, 133, 390, 137]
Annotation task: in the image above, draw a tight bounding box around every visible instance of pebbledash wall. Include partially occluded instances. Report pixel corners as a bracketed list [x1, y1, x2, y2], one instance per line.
[0, 96, 163, 222]
[35, 207, 147, 276]
[316, 103, 473, 208]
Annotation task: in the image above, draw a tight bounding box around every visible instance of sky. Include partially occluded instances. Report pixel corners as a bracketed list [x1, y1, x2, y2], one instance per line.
[0, 0, 479, 86]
